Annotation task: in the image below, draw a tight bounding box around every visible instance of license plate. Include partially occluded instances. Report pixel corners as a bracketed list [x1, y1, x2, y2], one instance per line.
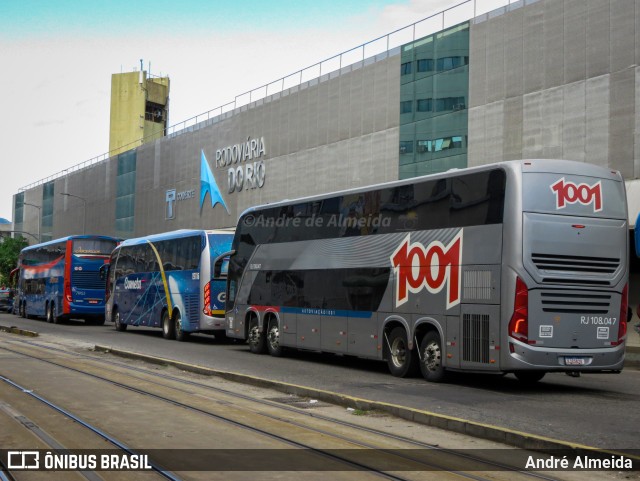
[565, 357, 586, 366]
[89, 300, 98, 304]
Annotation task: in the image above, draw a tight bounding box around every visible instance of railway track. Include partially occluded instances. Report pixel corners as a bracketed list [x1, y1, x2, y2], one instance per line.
[0, 337, 633, 481]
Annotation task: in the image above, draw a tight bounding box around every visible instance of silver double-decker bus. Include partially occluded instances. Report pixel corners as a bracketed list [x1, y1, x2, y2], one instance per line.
[219, 159, 629, 382]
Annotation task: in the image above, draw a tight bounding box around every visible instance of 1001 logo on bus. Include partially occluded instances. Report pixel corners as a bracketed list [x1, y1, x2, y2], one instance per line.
[390, 231, 463, 309]
[550, 178, 603, 212]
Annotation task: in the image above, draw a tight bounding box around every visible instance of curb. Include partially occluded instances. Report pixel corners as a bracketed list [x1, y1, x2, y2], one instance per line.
[0, 325, 38, 337]
[94, 344, 634, 458]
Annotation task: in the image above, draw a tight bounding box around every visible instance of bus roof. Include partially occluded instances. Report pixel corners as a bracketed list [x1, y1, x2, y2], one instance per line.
[117, 229, 234, 248]
[20, 235, 121, 252]
[237, 159, 622, 218]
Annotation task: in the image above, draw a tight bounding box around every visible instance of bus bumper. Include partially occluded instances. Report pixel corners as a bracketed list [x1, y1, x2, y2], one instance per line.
[200, 315, 226, 332]
[66, 303, 105, 318]
[505, 340, 626, 372]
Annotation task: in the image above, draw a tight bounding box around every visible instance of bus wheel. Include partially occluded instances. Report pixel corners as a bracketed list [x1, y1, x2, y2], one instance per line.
[247, 316, 266, 354]
[266, 318, 283, 357]
[46, 303, 53, 323]
[174, 312, 189, 342]
[386, 327, 418, 377]
[514, 371, 545, 384]
[419, 331, 447, 383]
[114, 310, 127, 332]
[162, 310, 175, 340]
[51, 303, 62, 324]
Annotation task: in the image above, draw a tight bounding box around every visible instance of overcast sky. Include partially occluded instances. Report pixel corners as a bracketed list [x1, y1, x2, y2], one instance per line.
[0, 0, 508, 222]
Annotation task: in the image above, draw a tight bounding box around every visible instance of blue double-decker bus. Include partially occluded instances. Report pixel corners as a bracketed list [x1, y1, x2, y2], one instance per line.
[17, 235, 121, 324]
[104, 229, 233, 341]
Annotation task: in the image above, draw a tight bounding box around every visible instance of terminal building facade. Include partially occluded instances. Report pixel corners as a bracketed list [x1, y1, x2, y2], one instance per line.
[13, 0, 640, 244]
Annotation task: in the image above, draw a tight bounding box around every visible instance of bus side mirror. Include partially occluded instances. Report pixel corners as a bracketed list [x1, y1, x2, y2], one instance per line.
[99, 264, 109, 281]
[213, 250, 235, 280]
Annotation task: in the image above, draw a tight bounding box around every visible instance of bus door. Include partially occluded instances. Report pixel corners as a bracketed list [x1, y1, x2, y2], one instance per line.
[521, 171, 627, 350]
[205, 234, 233, 327]
[206, 247, 228, 319]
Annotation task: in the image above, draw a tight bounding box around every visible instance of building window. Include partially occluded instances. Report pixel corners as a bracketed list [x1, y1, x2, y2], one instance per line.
[435, 96, 466, 112]
[116, 151, 136, 238]
[15, 192, 24, 225]
[400, 100, 413, 114]
[399, 141, 414, 154]
[436, 56, 468, 71]
[416, 136, 465, 153]
[145, 102, 165, 123]
[399, 22, 470, 180]
[417, 99, 433, 112]
[41, 181, 54, 241]
[417, 140, 431, 153]
[417, 59, 434, 72]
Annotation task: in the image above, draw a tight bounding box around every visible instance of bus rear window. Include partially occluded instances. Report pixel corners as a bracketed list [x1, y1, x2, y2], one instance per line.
[73, 239, 118, 256]
[522, 173, 626, 219]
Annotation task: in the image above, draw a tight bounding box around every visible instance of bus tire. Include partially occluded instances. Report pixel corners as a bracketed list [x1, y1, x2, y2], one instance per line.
[386, 326, 418, 378]
[247, 315, 267, 354]
[46, 302, 53, 323]
[266, 318, 283, 357]
[114, 310, 127, 332]
[419, 331, 447, 383]
[174, 312, 190, 342]
[51, 303, 62, 324]
[514, 371, 545, 384]
[162, 310, 175, 340]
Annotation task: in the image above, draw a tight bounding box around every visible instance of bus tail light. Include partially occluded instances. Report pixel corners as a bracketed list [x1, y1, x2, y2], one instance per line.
[203, 282, 211, 316]
[613, 283, 628, 346]
[64, 281, 73, 303]
[509, 277, 529, 343]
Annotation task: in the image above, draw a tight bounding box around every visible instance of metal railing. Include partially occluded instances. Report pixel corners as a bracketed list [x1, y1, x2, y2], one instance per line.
[19, 0, 520, 192]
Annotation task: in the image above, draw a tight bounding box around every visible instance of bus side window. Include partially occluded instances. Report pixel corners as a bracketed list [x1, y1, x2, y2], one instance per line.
[144, 244, 158, 272]
[188, 236, 200, 270]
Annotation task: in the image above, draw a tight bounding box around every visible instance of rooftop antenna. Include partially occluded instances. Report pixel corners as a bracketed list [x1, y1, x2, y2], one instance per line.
[139, 59, 144, 84]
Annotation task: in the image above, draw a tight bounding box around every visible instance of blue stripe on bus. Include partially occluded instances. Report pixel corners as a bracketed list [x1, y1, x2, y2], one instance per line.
[280, 307, 372, 318]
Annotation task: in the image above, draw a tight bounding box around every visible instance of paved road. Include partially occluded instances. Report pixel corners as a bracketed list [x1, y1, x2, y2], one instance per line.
[2, 313, 639, 451]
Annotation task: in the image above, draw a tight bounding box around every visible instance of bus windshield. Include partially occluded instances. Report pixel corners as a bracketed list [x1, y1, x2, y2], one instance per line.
[208, 233, 233, 277]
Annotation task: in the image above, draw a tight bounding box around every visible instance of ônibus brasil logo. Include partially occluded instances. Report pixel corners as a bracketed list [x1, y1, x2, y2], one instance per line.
[550, 178, 602, 212]
[390, 231, 463, 310]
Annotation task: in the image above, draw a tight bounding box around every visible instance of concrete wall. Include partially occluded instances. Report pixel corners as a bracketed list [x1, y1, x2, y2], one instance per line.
[468, 0, 640, 178]
[19, 51, 401, 239]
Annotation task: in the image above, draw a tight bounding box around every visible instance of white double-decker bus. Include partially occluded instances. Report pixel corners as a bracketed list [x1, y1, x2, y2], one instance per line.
[219, 160, 629, 382]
